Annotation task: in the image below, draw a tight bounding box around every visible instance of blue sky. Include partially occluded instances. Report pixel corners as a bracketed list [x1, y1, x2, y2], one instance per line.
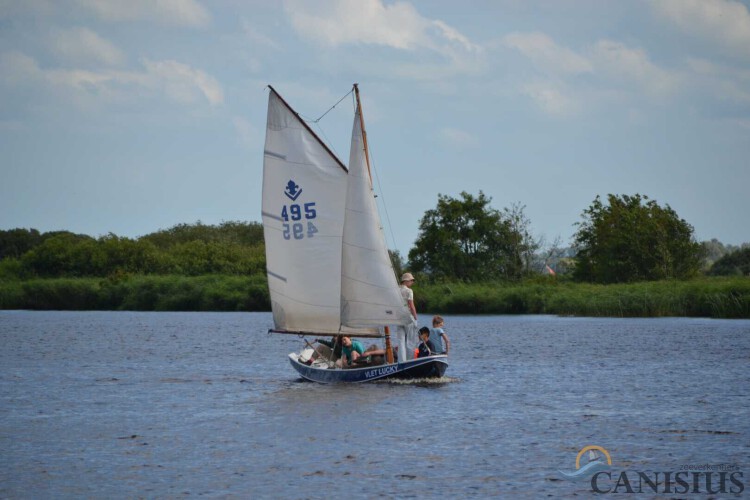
[1, 0, 749, 254]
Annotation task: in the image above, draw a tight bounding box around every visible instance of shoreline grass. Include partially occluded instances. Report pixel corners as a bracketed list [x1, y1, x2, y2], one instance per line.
[0, 275, 748, 319]
[418, 277, 750, 319]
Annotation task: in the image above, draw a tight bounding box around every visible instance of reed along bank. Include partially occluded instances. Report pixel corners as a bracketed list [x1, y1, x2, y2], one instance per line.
[1, 275, 748, 319]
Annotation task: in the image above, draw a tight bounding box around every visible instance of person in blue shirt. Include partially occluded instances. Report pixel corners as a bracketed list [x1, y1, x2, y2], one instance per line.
[341, 336, 365, 368]
[429, 315, 450, 355]
[416, 327, 437, 358]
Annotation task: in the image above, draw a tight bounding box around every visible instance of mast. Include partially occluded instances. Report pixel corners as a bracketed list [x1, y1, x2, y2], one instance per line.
[353, 83, 372, 182]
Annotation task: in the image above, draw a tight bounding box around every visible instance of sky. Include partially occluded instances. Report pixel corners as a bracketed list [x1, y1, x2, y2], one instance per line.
[1, 0, 749, 255]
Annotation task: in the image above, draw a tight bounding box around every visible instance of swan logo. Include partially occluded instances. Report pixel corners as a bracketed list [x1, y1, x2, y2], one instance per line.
[559, 445, 612, 481]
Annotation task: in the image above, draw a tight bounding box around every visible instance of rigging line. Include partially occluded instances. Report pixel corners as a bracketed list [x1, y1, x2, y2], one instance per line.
[369, 148, 400, 254]
[300, 89, 355, 124]
[296, 90, 355, 160]
[298, 89, 359, 165]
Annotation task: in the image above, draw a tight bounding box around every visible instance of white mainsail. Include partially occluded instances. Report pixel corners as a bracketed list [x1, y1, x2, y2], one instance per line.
[261, 88, 349, 334]
[340, 102, 412, 328]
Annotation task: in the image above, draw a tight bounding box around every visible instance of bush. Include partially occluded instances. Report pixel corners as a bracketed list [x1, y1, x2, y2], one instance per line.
[1, 273, 747, 318]
[417, 277, 750, 318]
[709, 248, 750, 276]
[19, 278, 102, 310]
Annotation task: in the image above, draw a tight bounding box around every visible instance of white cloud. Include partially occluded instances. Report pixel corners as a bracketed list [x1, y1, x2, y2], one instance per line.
[76, 0, 211, 28]
[521, 82, 574, 115]
[432, 20, 477, 52]
[1, 51, 121, 100]
[142, 59, 224, 106]
[285, 0, 428, 49]
[591, 40, 679, 96]
[241, 19, 281, 51]
[502, 32, 680, 113]
[46, 67, 116, 92]
[440, 127, 479, 148]
[51, 27, 125, 66]
[282, 0, 482, 82]
[686, 57, 750, 104]
[651, 0, 750, 58]
[0, 51, 41, 85]
[503, 30, 749, 118]
[503, 32, 677, 96]
[1, 51, 223, 107]
[284, 0, 478, 52]
[503, 32, 593, 76]
[686, 57, 750, 84]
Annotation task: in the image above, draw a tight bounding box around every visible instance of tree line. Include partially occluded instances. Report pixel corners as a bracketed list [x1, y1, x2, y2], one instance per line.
[407, 191, 748, 283]
[0, 222, 265, 279]
[1, 193, 748, 283]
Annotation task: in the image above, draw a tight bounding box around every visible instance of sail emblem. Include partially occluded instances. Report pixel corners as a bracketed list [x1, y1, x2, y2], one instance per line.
[284, 180, 303, 201]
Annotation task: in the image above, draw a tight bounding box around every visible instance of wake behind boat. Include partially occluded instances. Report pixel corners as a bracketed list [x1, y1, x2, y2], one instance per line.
[261, 84, 449, 383]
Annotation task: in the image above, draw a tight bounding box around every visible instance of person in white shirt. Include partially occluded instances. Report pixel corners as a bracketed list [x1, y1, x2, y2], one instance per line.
[399, 272, 417, 322]
[397, 272, 419, 361]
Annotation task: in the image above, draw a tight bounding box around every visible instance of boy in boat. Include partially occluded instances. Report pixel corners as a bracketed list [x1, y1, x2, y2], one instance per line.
[350, 341, 396, 366]
[416, 327, 437, 358]
[429, 315, 450, 355]
[340, 336, 365, 368]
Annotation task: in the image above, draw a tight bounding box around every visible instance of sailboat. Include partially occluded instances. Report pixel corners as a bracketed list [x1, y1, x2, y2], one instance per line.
[261, 84, 448, 383]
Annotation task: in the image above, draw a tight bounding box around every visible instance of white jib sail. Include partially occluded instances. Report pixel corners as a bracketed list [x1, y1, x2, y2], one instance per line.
[262, 89, 348, 334]
[340, 105, 412, 329]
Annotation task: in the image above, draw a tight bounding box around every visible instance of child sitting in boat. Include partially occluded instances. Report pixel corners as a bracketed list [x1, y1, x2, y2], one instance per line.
[416, 327, 437, 358]
[350, 336, 401, 366]
[340, 336, 365, 368]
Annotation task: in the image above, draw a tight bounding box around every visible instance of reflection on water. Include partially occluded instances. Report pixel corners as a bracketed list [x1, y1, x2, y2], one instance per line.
[1, 311, 748, 497]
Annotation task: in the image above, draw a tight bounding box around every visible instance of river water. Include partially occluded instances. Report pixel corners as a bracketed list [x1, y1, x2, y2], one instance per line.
[1, 311, 748, 498]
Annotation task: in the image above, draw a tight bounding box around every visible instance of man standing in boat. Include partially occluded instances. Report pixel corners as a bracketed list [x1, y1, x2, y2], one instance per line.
[398, 273, 419, 362]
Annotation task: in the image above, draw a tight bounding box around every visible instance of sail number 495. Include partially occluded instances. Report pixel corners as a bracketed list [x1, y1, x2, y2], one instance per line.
[281, 203, 318, 240]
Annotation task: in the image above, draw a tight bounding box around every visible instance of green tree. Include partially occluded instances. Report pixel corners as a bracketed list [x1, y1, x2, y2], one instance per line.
[503, 202, 540, 274]
[573, 194, 703, 283]
[141, 221, 264, 249]
[389, 249, 405, 280]
[11, 222, 267, 278]
[0, 228, 42, 259]
[408, 191, 522, 281]
[709, 247, 750, 276]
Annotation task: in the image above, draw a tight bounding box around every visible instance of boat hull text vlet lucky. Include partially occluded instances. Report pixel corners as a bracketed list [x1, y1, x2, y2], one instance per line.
[289, 353, 448, 384]
[261, 84, 449, 383]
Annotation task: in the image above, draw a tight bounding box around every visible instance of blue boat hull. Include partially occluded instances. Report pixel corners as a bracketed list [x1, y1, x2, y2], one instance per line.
[288, 353, 448, 384]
